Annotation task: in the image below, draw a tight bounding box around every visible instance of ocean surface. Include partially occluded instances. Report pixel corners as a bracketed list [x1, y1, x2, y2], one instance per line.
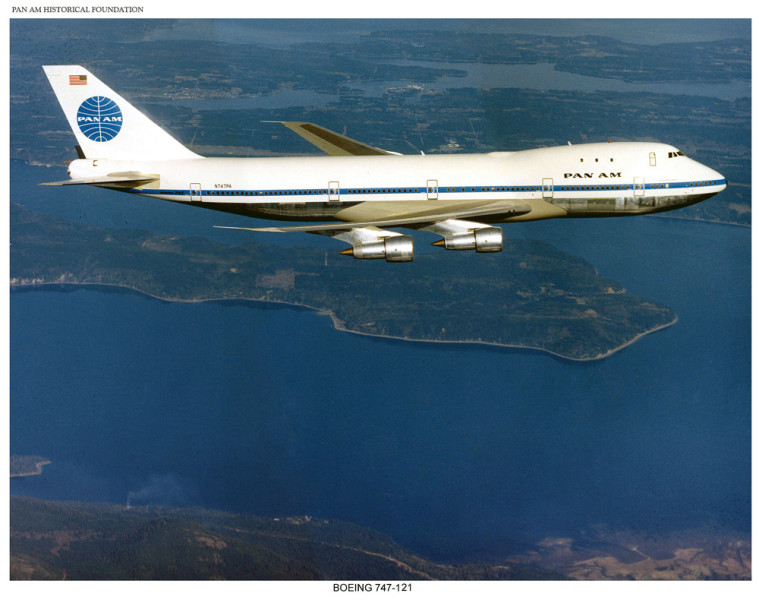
[10, 183, 751, 562]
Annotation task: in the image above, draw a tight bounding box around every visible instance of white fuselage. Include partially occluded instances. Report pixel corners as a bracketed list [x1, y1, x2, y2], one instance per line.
[69, 141, 726, 223]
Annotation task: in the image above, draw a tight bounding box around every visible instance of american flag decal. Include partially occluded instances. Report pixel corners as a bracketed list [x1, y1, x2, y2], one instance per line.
[69, 74, 87, 85]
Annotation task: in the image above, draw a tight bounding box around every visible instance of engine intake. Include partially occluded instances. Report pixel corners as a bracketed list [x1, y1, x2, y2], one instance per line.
[340, 235, 414, 262]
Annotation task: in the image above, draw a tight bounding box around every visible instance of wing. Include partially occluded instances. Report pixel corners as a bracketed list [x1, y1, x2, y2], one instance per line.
[269, 121, 401, 156]
[215, 199, 531, 234]
[215, 199, 531, 261]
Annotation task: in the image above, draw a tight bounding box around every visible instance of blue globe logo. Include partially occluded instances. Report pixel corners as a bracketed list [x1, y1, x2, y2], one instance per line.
[77, 96, 123, 142]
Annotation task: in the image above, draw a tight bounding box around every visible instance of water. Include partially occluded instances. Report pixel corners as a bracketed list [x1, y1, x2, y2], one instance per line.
[351, 60, 750, 101]
[10, 216, 750, 562]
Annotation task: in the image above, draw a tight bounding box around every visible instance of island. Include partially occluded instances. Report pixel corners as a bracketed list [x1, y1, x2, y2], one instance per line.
[10, 203, 676, 361]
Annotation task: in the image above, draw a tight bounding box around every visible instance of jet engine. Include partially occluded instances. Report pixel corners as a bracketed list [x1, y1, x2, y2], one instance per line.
[433, 226, 503, 252]
[340, 235, 414, 262]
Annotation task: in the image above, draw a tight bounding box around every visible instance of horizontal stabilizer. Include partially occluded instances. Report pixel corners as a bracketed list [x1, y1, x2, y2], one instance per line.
[40, 172, 159, 187]
[270, 121, 401, 156]
[215, 200, 532, 234]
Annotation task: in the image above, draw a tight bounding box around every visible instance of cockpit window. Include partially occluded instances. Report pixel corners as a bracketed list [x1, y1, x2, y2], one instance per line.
[668, 151, 685, 158]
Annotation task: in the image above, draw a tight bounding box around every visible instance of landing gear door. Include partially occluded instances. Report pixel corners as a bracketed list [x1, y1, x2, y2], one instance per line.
[190, 182, 202, 202]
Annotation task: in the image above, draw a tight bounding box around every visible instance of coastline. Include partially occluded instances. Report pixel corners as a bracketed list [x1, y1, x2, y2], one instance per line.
[9, 280, 678, 362]
[10, 459, 51, 479]
[329, 311, 679, 363]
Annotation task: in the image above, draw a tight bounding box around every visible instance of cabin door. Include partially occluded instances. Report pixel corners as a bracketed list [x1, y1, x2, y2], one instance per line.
[541, 178, 553, 199]
[328, 181, 340, 201]
[426, 179, 439, 200]
[633, 177, 645, 197]
[190, 182, 202, 202]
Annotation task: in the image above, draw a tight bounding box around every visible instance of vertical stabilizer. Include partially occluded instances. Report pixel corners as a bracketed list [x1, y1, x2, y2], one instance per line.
[43, 65, 201, 161]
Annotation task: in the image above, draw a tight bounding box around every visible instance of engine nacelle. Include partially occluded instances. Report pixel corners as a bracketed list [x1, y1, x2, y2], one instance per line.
[437, 227, 503, 253]
[347, 235, 414, 262]
[473, 227, 503, 252]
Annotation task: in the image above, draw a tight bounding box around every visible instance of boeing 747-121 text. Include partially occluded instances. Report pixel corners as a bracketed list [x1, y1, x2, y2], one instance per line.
[42, 66, 727, 262]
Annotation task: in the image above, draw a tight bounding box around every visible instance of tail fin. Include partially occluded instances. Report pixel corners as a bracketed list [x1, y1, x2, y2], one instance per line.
[43, 65, 201, 161]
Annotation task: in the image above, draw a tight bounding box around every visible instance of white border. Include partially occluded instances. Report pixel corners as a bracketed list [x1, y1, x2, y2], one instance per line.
[3, 4, 755, 600]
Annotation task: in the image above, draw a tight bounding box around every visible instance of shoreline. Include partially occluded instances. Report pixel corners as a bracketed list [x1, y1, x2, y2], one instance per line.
[11, 459, 51, 479]
[10, 281, 678, 362]
[324, 306, 678, 363]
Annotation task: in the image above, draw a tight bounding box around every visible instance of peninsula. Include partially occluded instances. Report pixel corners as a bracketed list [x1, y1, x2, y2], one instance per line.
[10, 204, 675, 361]
[10, 455, 51, 478]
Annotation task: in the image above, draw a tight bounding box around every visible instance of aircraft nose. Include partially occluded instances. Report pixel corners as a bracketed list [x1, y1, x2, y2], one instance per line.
[710, 167, 728, 190]
[709, 165, 726, 182]
[718, 169, 727, 186]
[694, 160, 727, 191]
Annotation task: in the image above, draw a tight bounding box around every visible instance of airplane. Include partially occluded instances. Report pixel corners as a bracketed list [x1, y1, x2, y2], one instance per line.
[41, 65, 727, 262]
